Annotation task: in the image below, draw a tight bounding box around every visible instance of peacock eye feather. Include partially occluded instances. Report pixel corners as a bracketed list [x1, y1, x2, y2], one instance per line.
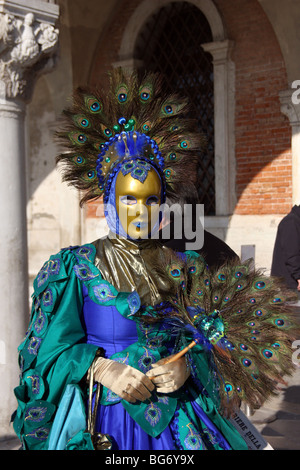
[85, 96, 102, 113]
[142, 120, 152, 132]
[160, 99, 187, 117]
[104, 128, 112, 137]
[86, 170, 96, 180]
[179, 140, 190, 149]
[73, 155, 85, 165]
[262, 349, 273, 359]
[188, 265, 197, 274]
[116, 85, 128, 104]
[164, 168, 175, 180]
[78, 134, 87, 143]
[100, 124, 112, 138]
[69, 131, 87, 145]
[168, 152, 177, 161]
[224, 383, 234, 398]
[261, 347, 280, 363]
[93, 142, 106, 152]
[164, 105, 173, 114]
[171, 269, 180, 277]
[235, 271, 243, 278]
[254, 308, 267, 317]
[81, 119, 89, 128]
[73, 114, 90, 128]
[118, 93, 127, 103]
[139, 84, 153, 103]
[255, 281, 266, 289]
[242, 358, 252, 367]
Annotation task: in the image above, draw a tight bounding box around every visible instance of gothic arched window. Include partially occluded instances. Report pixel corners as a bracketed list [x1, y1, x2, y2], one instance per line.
[134, 1, 215, 214]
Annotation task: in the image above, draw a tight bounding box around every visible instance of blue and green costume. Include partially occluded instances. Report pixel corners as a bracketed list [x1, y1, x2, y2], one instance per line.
[13, 242, 247, 450]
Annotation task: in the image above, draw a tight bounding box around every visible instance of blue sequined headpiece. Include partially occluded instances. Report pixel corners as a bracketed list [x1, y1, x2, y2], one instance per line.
[99, 130, 166, 205]
[56, 68, 205, 206]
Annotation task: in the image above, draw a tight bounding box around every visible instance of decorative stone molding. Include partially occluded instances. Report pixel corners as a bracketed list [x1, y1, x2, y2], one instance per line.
[0, 0, 59, 24]
[279, 88, 300, 126]
[0, 1, 59, 102]
[279, 88, 300, 205]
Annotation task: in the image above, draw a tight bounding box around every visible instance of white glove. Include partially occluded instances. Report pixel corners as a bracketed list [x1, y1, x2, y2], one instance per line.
[92, 357, 155, 403]
[146, 355, 190, 393]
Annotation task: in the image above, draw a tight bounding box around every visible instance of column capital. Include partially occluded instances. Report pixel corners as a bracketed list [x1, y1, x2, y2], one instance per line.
[201, 39, 234, 63]
[0, 0, 59, 102]
[279, 88, 300, 126]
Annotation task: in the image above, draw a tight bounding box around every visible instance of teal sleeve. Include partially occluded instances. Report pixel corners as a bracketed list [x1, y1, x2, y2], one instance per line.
[13, 247, 98, 450]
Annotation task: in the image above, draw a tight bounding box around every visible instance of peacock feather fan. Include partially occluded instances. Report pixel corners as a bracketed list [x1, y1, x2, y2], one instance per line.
[148, 251, 300, 415]
[55, 68, 206, 206]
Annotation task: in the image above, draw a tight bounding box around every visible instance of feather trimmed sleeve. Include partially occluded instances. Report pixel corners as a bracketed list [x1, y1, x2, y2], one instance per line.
[12, 247, 99, 450]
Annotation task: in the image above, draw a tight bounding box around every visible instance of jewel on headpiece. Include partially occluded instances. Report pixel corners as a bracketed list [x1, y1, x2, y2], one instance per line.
[121, 159, 151, 184]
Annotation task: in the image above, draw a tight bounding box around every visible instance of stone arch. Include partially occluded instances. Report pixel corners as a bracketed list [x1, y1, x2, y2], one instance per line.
[113, 0, 235, 216]
[118, 0, 226, 65]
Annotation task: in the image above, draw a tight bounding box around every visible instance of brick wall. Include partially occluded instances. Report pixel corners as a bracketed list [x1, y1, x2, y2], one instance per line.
[215, 0, 292, 215]
[88, 0, 292, 217]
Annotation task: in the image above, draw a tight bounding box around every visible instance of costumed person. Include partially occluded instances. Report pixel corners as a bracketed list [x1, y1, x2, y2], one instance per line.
[13, 69, 300, 451]
[271, 205, 300, 301]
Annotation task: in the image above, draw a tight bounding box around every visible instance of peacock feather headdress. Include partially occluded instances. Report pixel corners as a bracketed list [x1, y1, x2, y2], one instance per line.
[56, 68, 206, 206]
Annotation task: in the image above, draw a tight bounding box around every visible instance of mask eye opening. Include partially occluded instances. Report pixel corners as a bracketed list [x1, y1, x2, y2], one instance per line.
[146, 195, 159, 206]
[120, 195, 137, 205]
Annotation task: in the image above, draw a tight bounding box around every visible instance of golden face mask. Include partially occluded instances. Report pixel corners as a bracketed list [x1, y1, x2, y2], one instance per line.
[115, 166, 162, 239]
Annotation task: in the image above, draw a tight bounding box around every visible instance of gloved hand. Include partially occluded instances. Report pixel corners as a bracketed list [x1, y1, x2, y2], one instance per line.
[92, 357, 155, 403]
[146, 355, 190, 393]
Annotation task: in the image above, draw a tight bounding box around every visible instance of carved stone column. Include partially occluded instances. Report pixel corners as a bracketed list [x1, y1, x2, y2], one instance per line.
[0, 0, 59, 439]
[201, 40, 236, 216]
[279, 88, 300, 205]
